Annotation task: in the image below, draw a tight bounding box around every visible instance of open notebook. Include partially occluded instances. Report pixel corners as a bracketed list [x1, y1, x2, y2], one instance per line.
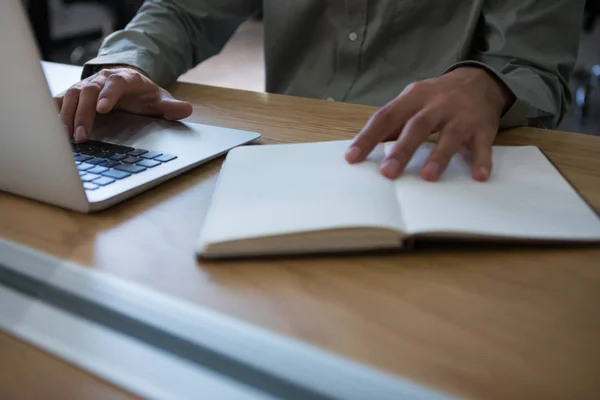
[197, 140, 600, 258]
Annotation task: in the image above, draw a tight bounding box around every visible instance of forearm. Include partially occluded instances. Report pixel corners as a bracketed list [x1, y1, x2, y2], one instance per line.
[447, 0, 585, 129]
[445, 59, 568, 129]
[83, 0, 260, 87]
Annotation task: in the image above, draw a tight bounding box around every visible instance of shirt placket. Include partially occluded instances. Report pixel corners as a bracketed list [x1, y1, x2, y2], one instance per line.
[325, 0, 368, 102]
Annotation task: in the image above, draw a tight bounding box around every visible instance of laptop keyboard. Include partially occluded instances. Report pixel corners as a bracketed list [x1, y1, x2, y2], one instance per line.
[71, 140, 177, 191]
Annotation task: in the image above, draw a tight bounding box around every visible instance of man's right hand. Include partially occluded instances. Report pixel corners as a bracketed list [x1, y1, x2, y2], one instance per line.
[55, 67, 193, 143]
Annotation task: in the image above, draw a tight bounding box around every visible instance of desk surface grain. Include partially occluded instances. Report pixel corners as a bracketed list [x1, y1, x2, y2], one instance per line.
[0, 331, 138, 400]
[2, 64, 600, 400]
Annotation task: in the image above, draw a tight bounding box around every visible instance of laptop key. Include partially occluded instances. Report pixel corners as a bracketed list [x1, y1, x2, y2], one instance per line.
[86, 157, 107, 165]
[127, 149, 148, 157]
[122, 156, 142, 164]
[140, 151, 162, 160]
[83, 182, 99, 191]
[80, 148, 101, 155]
[137, 159, 161, 168]
[77, 163, 94, 171]
[78, 170, 86, 176]
[109, 153, 127, 161]
[99, 160, 121, 168]
[92, 176, 116, 186]
[95, 150, 115, 159]
[80, 173, 101, 182]
[102, 169, 131, 179]
[155, 154, 177, 163]
[114, 163, 146, 174]
[75, 161, 81, 165]
[87, 166, 109, 174]
[76, 142, 96, 150]
[86, 140, 134, 154]
[74, 154, 93, 162]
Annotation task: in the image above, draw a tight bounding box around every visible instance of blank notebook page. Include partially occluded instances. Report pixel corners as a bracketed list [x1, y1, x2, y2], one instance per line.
[391, 143, 600, 240]
[200, 141, 404, 245]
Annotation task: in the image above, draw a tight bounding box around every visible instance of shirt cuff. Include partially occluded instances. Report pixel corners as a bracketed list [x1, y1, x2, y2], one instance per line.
[82, 50, 155, 82]
[442, 60, 537, 129]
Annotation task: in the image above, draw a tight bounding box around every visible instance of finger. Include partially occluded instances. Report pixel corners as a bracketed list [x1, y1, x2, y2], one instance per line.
[54, 96, 64, 111]
[470, 129, 495, 181]
[60, 87, 81, 136]
[346, 83, 426, 164]
[380, 107, 444, 179]
[344, 108, 404, 164]
[420, 121, 470, 181]
[96, 73, 128, 114]
[73, 76, 105, 143]
[159, 95, 193, 120]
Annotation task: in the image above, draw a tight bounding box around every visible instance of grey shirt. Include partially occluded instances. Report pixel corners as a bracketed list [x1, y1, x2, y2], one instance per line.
[83, 0, 584, 129]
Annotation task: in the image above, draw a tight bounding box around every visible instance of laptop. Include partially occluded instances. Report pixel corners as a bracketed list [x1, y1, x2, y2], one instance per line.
[0, 1, 260, 213]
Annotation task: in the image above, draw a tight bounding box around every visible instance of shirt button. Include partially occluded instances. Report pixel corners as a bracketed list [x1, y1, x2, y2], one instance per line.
[348, 32, 358, 42]
[326, 96, 335, 102]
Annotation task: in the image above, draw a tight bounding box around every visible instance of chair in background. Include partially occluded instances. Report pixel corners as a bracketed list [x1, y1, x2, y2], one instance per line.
[50, 0, 114, 64]
[25, 0, 142, 65]
[60, 0, 143, 64]
[574, 0, 600, 121]
[24, 0, 52, 60]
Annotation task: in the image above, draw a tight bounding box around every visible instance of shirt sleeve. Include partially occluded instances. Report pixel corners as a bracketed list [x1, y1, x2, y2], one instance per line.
[444, 0, 585, 129]
[82, 0, 261, 87]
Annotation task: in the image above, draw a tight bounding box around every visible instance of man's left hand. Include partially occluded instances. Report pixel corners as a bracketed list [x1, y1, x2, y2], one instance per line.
[345, 67, 515, 181]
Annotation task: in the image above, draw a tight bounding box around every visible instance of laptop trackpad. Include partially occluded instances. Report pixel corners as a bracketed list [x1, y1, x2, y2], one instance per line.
[90, 112, 210, 154]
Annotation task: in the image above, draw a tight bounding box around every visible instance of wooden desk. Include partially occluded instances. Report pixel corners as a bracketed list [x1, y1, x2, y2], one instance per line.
[2, 63, 600, 400]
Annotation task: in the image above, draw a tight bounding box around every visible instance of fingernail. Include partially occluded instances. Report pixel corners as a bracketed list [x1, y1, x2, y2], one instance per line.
[479, 166, 490, 180]
[64, 124, 70, 134]
[381, 159, 402, 179]
[345, 146, 362, 163]
[97, 98, 109, 112]
[74, 126, 87, 142]
[422, 162, 440, 179]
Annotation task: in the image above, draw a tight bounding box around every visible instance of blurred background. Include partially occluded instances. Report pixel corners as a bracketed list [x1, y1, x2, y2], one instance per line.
[24, 0, 600, 136]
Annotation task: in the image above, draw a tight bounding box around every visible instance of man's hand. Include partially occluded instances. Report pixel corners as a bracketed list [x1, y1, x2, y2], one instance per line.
[55, 67, 193, 143]
[345, 67, 514, 182]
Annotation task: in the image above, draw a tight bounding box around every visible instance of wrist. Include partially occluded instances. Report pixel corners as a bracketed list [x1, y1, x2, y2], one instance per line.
[450, 66, 515, 116]
[100, 64, 149, 78]
[484, 70, 515, 116]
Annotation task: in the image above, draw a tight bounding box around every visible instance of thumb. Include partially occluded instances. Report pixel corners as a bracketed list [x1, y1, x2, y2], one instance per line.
[54, 96, 64, 111]
[160, 96, 193, 121]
